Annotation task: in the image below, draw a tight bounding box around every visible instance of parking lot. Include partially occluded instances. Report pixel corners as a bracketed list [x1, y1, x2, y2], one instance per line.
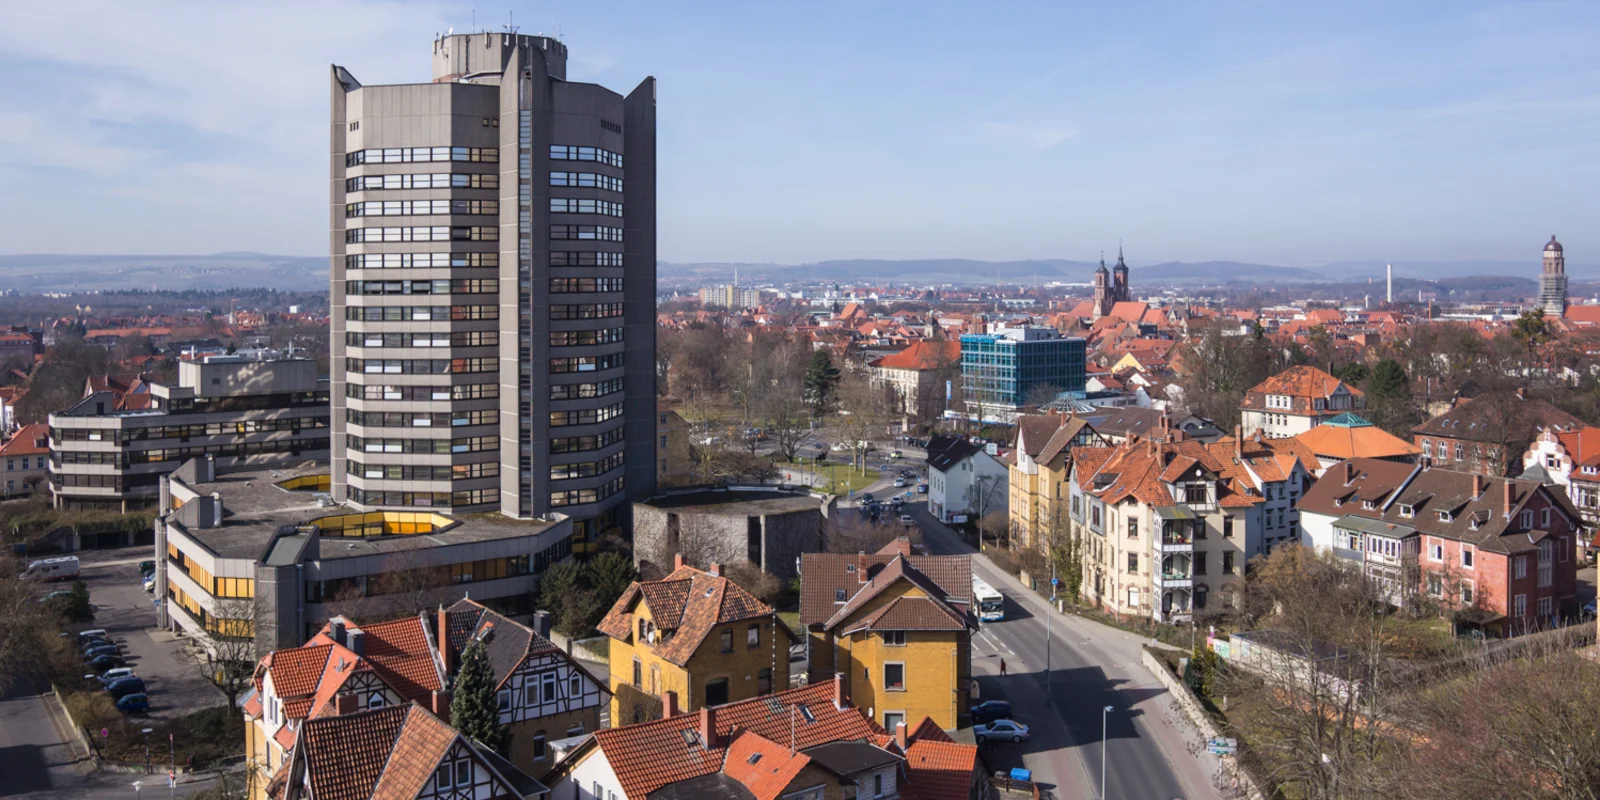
[67, 549, 225, 720]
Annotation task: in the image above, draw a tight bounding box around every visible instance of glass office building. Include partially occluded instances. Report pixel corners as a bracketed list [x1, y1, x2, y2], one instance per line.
[960, 328, 1086, 421]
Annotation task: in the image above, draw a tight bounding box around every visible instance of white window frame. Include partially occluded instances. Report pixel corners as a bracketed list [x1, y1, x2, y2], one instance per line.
[1427, 539, 1443, 563]
[1514, 593, 1527, 618]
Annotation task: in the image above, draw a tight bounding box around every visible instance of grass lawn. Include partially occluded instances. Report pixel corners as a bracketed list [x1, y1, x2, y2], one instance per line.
[798, 462, 878, 495]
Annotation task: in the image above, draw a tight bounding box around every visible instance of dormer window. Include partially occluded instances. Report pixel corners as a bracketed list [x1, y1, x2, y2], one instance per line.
[1437, 510, 1453, 523]
[1398, 504, 1414, 518]
[1362, 500, 1375, 510]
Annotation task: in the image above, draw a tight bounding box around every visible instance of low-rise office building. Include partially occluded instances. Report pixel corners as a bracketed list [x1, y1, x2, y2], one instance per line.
[631, 487, 835, 581]
[49, 354, 330, 512]
[154, 456, 573, 658]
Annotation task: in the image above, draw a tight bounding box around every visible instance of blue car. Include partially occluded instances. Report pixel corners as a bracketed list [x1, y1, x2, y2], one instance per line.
[82, 645, 120, 662]
[86, 654, 125, 672]
[115, 693, 149, 714]
[105, 677, 147, 699]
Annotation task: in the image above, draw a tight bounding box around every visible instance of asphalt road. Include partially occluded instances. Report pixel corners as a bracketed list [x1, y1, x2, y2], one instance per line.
[906, 502, 1225, 800]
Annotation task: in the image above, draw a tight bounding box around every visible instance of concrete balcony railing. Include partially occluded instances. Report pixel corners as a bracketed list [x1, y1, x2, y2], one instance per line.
[1155, 571, 1193, 590]
[1158, 536, 1194, 553]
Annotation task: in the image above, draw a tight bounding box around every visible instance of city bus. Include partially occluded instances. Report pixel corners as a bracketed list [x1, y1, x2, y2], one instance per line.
[972, 575, 1005, 622]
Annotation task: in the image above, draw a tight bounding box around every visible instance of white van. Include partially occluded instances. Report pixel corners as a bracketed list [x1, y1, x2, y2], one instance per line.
[20, 556, 79, 582]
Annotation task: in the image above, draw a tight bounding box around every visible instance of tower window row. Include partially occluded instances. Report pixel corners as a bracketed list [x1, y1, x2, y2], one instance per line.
[346, 146, 498, 165]
[550, 172, 622, 192]
[345, 279, 497, 296]
[346, 200, 498, 218]
[548, 145, 622, 168]
[346, 226, 497, 243]
[550, 198, 623, 217]
[346, 460, 501, 481]
[345, 383, 499, 402]
[347, 253, 498, 270]
[347, 173, 499, 191]
[344, 305, 497, 322]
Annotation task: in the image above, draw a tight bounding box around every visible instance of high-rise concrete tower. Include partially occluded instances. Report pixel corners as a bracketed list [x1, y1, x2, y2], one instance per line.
[330, 33, 656, 546]
[1540, 235, 1567, 317]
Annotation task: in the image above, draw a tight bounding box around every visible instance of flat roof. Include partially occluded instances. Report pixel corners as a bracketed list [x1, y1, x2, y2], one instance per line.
[639, 488, 826, 516]
[172, 465, 563, 563]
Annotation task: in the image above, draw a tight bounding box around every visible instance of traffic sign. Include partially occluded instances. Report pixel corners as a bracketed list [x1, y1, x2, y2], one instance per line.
[1051, 577, 1059, 586]
[1207, 737, 1238, 755]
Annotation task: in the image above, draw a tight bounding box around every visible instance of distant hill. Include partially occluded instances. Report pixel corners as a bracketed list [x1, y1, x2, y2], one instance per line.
[0, 253, 327, 292]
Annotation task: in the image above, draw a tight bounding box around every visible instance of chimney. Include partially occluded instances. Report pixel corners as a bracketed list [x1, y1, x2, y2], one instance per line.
[709, 562, 722, 577]
[699, 706, 718, 749]
[664, 690, 680, 718]
[334, 692, 358, 716]
[438, 608, 454, 676]
[1234, 425, 1243, 459]
[1504, 479, 1514, 516]
[430, 690, 451, 718]
[329, 618, 346, 646]
[894, 719, 909, 751]
[1344, 462, 1355, 485]
[532, 610, 552, 640]
[857, 552, 868, 583]
[673, 553, 685, 571]
[833, 672, 847, 710]
[1472, 474, 1484, 500]
[347, 628, 365, 656]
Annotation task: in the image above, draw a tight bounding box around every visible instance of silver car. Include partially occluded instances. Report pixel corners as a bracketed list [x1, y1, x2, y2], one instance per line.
[975, 719, 1031, 744]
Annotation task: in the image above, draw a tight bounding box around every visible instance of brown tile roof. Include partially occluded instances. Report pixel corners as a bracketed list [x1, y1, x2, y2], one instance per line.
[583, 679, 883, 800]
[1078, 434, 1312, 512]
[1037, 417, 1096, 465]
[369, 705, 459, 799]
[1015, 415, 1062, 458]
[298, 705, 410, 800]
[824, 557, 971, 633]
[1298, 458, 1582, 554]
[1411, 395, 1581, 444]
[875, 538, 914, 558]
[799, 553, 971, 628]
[597, 565, 776, 666]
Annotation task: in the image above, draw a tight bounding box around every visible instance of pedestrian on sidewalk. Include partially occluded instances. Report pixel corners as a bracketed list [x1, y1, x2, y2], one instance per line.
[1000, 658, 1007, 676]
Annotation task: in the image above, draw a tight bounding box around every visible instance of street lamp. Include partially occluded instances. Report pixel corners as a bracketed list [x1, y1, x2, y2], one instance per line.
[1101, 706, 1114, 800]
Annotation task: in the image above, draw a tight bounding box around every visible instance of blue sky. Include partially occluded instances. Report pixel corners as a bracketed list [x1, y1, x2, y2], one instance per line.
[0, 1, 1595, 266]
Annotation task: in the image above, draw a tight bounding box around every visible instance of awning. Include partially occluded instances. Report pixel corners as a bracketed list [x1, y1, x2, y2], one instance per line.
[1155, 506, 1198, 520]
[1332, 514, 1414, 539]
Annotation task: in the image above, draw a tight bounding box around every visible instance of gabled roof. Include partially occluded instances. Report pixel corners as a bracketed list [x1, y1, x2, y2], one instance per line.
[1412, 395, 1581, 444]
[597, 565, 775, 666]
[823, 556, 972, 634]
[1549, 426, 1600, 468]
[720, 730, 812, 800]
[289, 703, 540, 800]
[1299, 458, 1581, 554]
[1014, 415, 1061, 459]
[1242, 365, 1363, 409]
[0, 423, 49, 457]
[926, 435, 992, 473]
[444, 598, 600, 693]
[902, 736, 980, 800]
[307, 616, 444, 705]
[581, 680, 883, 800]
[799, 552, 971, 628]
[870, 339, 960, 371]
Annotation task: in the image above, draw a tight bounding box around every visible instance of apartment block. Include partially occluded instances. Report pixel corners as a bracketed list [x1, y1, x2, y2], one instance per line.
[959, 327, 1086, 423]
[49, 355, 330, 512]
[331, 32, 656, 549]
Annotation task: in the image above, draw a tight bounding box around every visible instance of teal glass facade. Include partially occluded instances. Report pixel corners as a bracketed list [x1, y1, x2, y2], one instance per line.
[960, 331, 1087, 410]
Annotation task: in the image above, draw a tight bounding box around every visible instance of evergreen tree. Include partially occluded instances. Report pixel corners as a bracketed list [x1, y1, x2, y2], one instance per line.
[450, 639, 508, 754]
[803, 349, 841, 418]
[585, 552, 639, 607]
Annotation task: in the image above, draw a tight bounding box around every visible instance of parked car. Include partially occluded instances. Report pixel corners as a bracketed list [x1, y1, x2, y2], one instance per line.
[138, 561, 156, 576]
[860, 493, 874, 503]
[142, 574, 156, 593]
[83, 645, 120, 661]
[970, 700, 1013, 724]
[975, 720, 1030, 744]
[39, 590, 73, 604]
[76, 629, 108, 643]
[894, 478, 907, 488]
[115, 693, 149, 714]
[80, 637, 113, 652]
[18, 556, 79, 582]
[95, 668, 136, 686]
[899, 514, 915, 526]
[85, 654, 125, 672]
[105, 677, 147, 699]
[889, 450, 903, 459]
[917, 483, 929, 494]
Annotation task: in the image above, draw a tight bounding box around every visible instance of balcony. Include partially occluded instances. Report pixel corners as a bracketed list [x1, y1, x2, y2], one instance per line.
[1155, 571, 1192, 590]
[1158, 534, 1193, 553]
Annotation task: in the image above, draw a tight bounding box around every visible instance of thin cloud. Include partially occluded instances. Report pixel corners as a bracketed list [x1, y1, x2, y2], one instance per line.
[978, 121, 1078, 151]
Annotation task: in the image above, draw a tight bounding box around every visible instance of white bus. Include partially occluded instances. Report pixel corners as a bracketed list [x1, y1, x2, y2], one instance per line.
[972, 575, 1004, 622]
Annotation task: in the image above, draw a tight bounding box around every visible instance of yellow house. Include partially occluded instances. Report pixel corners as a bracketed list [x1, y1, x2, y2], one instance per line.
[656, 402, 695, 489]
[809, 555, 974, 732]
[1010, 414, 1103, 552]
[597, 556, 794, 725]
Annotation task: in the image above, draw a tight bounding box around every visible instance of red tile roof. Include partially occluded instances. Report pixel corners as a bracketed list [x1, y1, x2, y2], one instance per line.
[1241, 366, 1363, 413]
[0, 423, 48, 456]
[825, 557, 971, 634]
[722, 730, 813, 800]
[903, 737, 980, 800]
[368, 706, 459, 799]
[583, 679, 882, 800]
[871, 339, 960, 371]
[308, 617, 443, 704]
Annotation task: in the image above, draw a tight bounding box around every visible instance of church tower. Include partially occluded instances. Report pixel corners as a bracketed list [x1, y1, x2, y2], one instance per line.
[1092, 258, 1111, 320]
[1540, 235, 1567, 317]
[1112, 244, 1130, 303]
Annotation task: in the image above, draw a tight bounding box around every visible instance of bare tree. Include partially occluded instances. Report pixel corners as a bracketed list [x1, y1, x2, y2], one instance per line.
[188, 597, 263, 711]
[0, 567, 53, 695]
[823, 514, 911, 554]
[758, 337, 813, 463]
[835, 369, 893, 474]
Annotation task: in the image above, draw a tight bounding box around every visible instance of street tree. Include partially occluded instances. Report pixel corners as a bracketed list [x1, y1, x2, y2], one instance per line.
[804, 349, 841, 419]
[187, 597, 264, 712]
[0, 568, 52, 695]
